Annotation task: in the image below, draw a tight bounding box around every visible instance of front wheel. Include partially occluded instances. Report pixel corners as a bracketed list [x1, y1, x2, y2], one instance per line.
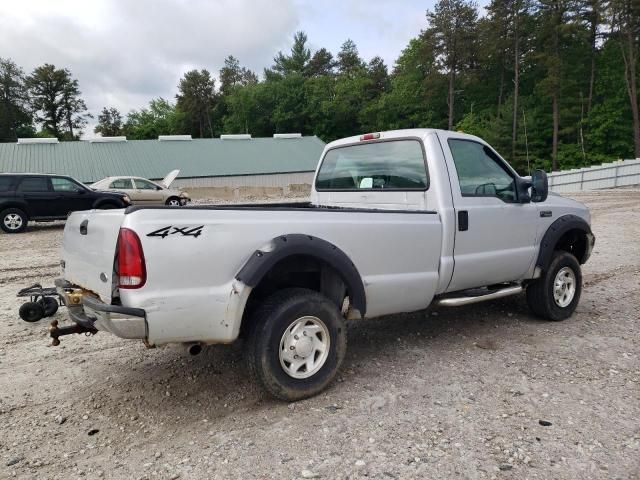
[245, 288, 347, 401]
[526, 251, 582, 321]
[165, 197, 181, 206]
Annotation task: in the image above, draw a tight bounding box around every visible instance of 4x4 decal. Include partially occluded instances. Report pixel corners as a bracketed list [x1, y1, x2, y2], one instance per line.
[147, 225, 204, 239]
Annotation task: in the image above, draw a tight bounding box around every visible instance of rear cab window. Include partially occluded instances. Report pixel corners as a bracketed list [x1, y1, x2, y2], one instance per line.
[315, 139, 428, 191]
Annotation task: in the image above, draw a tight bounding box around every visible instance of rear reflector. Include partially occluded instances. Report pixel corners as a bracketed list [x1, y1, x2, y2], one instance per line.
[117, 228, 146, 289]
[360, 132, 380, 141]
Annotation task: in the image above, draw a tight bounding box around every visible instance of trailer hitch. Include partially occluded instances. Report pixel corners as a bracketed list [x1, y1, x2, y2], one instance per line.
[49, 319, 97, 346]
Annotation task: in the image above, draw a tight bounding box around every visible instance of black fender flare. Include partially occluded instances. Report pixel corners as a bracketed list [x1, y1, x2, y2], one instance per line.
[0, 200, 31, 218]
[235, 234, 367, 316]
[536, 214, 593, 271]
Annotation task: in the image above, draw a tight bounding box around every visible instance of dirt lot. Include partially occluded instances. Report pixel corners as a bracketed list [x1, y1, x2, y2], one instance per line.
[0, 190, 639, 480]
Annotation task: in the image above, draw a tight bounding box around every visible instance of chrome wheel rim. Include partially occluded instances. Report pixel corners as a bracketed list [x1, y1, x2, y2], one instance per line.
[3, 213, 23, 230]
[553, 267, 576, 307]
[279, 316, 330, 379]
[168, 199, 180, 206]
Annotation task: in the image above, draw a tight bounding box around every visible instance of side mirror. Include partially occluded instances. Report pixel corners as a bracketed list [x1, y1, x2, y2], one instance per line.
[76, 188, 86, 194]
[531, 169, 548, 202]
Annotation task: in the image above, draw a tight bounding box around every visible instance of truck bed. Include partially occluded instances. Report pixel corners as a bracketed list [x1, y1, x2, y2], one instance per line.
[61, 205, 443, 343]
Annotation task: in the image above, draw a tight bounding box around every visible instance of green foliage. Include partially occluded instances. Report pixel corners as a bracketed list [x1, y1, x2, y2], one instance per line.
[26, 63, 90, 140]
[94, 107, 124, 137]
[272, 31, 311, 76]
[0, 58, 33, 141]
[2, 4, 638, 170]
[176, 69, 217, 138]
[123, 98, 184, 140]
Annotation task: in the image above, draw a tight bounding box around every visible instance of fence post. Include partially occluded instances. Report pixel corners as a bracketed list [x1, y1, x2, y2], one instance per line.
[614, 165, 620, 187]
[580, 171, 585, 191]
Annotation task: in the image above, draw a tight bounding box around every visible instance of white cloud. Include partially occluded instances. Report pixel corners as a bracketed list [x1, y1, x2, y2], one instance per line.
[0, 0, 491, 137]
[0, 0, 298, 134]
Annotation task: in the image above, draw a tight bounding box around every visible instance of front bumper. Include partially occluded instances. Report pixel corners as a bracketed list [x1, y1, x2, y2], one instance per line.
[584, 232, 596, 264]
[55, 279, 147, 339]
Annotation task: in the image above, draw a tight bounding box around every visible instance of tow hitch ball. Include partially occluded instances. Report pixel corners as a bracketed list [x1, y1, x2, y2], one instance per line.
[49, 319, 96, 346]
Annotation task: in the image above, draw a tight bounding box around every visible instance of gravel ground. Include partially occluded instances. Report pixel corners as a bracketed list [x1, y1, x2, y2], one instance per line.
[0, 190, 638, 480]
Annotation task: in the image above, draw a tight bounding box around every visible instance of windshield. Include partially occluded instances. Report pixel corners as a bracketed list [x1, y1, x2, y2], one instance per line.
[315, 139, 428, 191]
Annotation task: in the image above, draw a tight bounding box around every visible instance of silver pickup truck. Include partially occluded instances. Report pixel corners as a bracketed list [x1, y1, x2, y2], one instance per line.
[54, 129, 594, 400]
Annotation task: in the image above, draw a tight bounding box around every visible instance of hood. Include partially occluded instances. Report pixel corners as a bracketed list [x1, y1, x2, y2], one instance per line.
[543, 192, 591, 224]
[159, 169, 180, 188]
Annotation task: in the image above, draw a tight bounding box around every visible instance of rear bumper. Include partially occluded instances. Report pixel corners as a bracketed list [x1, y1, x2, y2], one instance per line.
[55, 279, 147, 339]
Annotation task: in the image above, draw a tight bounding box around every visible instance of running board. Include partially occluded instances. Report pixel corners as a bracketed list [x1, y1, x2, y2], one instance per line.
[435, 285, 523, 307]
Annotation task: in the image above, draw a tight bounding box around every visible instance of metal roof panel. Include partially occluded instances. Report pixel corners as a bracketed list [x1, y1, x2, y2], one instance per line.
[0, 136, 326, 183]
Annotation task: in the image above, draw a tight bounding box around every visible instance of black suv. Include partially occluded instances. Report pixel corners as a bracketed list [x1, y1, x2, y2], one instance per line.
[1, 173, 130, 233]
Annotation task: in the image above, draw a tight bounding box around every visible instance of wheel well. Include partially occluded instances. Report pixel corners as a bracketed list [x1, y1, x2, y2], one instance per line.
[0, 204, 29, 218]
[554, 228, 589, 264]
[537, 215, 592, 270]
[94, 200, 119, 209]
[240, 254, 348, 336]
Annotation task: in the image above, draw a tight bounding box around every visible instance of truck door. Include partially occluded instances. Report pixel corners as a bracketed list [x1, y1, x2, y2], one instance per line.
[440, 133, 538, 292]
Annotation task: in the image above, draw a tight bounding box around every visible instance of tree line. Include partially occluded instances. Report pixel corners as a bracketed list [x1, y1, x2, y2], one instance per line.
[1, 0, 638, 173]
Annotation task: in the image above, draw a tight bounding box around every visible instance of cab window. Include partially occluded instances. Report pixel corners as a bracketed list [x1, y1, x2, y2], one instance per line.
[51, 177, 82, 192]
[110, 179, 133, 189]
[0, 177, 14, 192]
[315, 139, 428, 191]
[448, 139, 517, 203]
[134, 179, 158, 190]
[17, 177, 49, 192]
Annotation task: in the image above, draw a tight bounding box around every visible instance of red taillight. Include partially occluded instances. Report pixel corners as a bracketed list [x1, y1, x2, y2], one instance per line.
[117, 228, 146, 289]
[360, 132, 380, 141]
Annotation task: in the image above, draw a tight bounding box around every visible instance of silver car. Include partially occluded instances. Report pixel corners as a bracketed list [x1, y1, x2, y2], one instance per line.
[90, 170, 190, 206]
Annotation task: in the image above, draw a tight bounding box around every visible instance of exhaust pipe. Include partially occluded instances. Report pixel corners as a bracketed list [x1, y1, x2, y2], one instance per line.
[185, 342, 203, 356]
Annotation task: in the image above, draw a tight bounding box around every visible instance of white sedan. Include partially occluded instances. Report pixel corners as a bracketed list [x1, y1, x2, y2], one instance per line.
[90, 170, 190, 206]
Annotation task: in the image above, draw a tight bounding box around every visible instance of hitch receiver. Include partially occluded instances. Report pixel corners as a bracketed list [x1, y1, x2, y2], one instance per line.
[49, 319, 97, 346]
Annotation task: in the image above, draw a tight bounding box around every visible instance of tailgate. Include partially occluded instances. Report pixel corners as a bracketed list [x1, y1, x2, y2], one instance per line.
[61, 210, 125, 302]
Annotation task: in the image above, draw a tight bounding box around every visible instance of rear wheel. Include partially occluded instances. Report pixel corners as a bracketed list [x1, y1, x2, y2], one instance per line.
[526, 251, 582, 321]
[166, 197, 181, 206]
[245, 288, 347, 401]
[1, 208, 28, 233]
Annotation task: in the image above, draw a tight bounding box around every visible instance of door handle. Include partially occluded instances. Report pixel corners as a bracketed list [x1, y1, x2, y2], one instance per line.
[458, 211, 469, 231]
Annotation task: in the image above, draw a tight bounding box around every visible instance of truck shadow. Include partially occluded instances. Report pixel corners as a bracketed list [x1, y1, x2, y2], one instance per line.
[69, 293, 563, 434]
[27, 222, 66, 232]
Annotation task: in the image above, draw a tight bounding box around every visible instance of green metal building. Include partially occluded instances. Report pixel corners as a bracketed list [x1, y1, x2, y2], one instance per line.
[0, 134, 325, 192]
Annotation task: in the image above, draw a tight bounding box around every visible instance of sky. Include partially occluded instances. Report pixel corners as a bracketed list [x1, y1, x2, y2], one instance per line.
[0, 0, 488, 137]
